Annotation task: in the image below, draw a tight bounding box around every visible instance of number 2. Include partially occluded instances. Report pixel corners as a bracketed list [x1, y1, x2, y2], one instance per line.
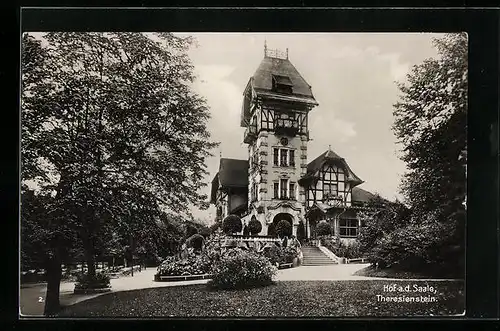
[38, 297, 44, 303]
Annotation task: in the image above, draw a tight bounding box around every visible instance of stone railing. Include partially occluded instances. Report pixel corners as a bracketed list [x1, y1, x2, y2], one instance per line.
[318, 244, 344, 264]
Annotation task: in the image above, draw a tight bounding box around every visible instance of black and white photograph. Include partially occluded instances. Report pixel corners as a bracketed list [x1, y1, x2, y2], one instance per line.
[20, 31, 467, 318]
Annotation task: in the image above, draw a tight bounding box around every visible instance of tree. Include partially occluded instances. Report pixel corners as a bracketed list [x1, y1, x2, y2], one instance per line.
[222, 215, 242, 234]
[275, 220, 292, 238]
[390, 33, 467, 274]
[248, 217, 262, 236]
[316, 221, 332, 237]
[21, 32, 218, 315]
[267, 223, 276, 237]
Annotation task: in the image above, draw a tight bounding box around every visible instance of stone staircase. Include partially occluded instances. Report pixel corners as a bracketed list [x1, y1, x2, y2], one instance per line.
[301, 245, 338, 266]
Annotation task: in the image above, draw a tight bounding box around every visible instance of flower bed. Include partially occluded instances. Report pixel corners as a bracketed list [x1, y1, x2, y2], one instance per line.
[154, 233, 302, 283]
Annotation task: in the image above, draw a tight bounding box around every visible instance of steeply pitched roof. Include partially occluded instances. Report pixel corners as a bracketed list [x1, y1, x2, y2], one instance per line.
[252, 56, 316, 99]
[240, 55, 318, 127]
[210, 158, 249, 203]
[299, 149, 363, 186]
[352, 187, 377, 203]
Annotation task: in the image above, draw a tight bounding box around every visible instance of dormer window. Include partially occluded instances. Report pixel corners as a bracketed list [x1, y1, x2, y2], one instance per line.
[272, 74, 293, 94]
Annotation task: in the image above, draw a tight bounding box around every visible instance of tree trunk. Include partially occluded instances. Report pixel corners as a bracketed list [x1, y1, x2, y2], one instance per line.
[83, 242, 96, 278]
[43, 255, 62, 316]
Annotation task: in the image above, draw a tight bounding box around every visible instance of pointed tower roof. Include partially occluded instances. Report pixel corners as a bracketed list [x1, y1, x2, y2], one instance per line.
[240, 46, 318, 126]
[298, 148, 364, 187]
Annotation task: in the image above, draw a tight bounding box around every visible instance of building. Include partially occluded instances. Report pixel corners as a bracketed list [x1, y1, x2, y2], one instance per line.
[210, 45, 381, 242]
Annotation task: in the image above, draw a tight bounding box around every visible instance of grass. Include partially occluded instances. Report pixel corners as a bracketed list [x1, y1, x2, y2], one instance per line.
[57, 280, 464, 317]
[353, 265, 464, 280]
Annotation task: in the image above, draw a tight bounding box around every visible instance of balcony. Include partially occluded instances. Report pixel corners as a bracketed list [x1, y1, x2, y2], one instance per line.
[244, 125, 257, 144]
[274, 118, 299, 136]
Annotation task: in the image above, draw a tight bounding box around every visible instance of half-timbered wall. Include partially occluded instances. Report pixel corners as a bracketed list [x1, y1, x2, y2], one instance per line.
[305, 163, 352, 208]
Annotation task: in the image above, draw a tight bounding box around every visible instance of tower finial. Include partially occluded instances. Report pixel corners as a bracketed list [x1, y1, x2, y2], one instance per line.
[328, 144, 332, 151]
[264, 40, 267, 57]
[286, 48, 289, 59]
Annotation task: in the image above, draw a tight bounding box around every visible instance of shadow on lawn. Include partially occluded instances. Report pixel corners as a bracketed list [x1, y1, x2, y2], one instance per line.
[56, 280, 464, 318]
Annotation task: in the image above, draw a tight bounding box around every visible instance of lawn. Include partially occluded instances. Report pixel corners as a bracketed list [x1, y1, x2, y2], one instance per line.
[57, 280, 464, 317]
[353, 265, 464, 280]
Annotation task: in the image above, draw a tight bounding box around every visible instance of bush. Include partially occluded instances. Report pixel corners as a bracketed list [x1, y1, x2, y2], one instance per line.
[186, 234, 205, 252]
[249, 217, 262, 235]
[261, 244, 283, 265]
[297, 221, 306, 242]
[243, 224, 250, 237]
[267, 223, 276, 237]
[185, 223, 199, 237]
[199, 227, 211, 238]
[275, 220, 292, 238]
[74, 272, 111, 290]
[156, 252, 212, 277]
[222, 215, 242, 234]
[209, 248, 277, 290]
[283, 246, 299, 264]
[316, 222, 332, 236]
[319, 235, 362, 259]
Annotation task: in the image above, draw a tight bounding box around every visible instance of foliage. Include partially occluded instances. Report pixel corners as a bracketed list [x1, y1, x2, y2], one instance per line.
[209, 248, 277, 290]
[316, 222, 332, 236]
[248, 217, 262, 235]
[185, 223, 199, 238]
[282, 246, 299, 264]
[319, 235, 362, 259]
[156, 251, 212, 277]
[267, 222, 276, 237]
[21, 32, 218, 314]
[74, 272, 111, 289]
[261, 244, 284, 266]
[357, 199, 412, 254]
[296, 221, 306, 242]
[186, 234, 205, 252]
[222, 214, 242, 234]
[357, 33, 468, 275]
[275, 220, 292, 238]
[243, 224, 250, 237]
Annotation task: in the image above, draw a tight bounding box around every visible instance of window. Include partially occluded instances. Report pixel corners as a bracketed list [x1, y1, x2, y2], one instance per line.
[280, 179, 288, 199]
[272, 75, 293, 94]
[324, 183, 338, 196]
[339, 219, 358, 237]
[289, 182, 295, 200]
[273, 182, 279, 199]
[289, 150, 295, 167]
[280, 149, 288, 167]
[253, 153, 258, 168]
[273, 148, 279, 166]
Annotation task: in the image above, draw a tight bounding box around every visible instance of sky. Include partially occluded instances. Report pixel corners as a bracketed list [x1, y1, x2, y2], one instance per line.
[176, 33, 445, 223]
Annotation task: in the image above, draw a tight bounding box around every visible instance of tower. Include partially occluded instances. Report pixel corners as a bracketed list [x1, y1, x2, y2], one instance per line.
[240, 44, 318, 236]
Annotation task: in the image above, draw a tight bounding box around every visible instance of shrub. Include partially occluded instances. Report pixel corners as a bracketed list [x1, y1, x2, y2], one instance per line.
[267, 223, 276, 237]
[186, 234, 205, 252]
[261, 244, 283, 265]
[319, 235, 362, 259]
[275, 220, 292, 238]
[283, 246, 299, 264]
[156, 252, 212, 277]
[209, 248, 277, 290]
[249, 217, 262, 235]
[296, 221, 306, 242]
[185, 223, 199, 237]
[316, 222, 332, 236]
[243, 224, 250, 237]
[74, 272, 110, 289]
[222, 215, 242, 234]
[199, 227, 211, 238]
